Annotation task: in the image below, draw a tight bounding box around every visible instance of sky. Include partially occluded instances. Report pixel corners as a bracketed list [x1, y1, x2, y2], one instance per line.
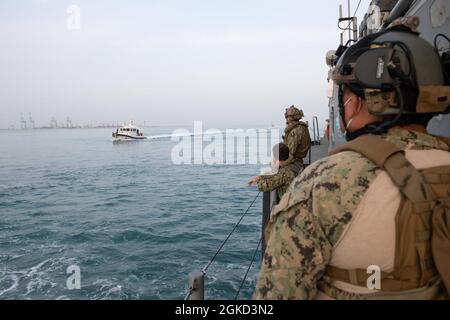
[0, 0, 371, 129]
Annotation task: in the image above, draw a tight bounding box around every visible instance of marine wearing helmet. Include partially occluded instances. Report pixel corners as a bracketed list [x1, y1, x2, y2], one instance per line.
[254, 21, 450, 300]
[330, 23, 450, 141]
[283, 106, 311, 175]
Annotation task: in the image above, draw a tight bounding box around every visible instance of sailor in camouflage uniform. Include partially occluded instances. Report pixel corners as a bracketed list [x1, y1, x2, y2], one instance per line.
[283, 106, 311, 176]
[254, 26, 450, 300]
[248, 143, 295, 200]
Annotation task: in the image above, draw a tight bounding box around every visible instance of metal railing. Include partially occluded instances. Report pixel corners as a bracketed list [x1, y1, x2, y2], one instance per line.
[184, 192, 261, 300]
[261, 190, 278, 258]
[184, 120, 324, 300]
[185, 271, 204, 300]
[311, 116, 321, 146]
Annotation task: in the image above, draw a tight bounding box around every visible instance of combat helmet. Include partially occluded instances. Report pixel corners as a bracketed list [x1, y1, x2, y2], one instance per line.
[284, 105, 304, 121]
[330, 18, 450, 122]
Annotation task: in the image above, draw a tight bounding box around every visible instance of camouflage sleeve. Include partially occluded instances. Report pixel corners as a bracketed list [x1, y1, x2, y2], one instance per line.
[253, 198, 332, 300]
[286, 130, 299, 157]
[256, 170, 291, 193]
[253, 151, 379, 300]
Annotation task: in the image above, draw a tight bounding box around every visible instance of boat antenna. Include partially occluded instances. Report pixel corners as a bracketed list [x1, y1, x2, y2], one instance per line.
[338, 0, 362, 45]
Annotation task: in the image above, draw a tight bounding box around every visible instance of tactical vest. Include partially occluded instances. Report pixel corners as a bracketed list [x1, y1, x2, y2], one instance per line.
[326, 134, 450, 299]
[284, 122, 311, 160]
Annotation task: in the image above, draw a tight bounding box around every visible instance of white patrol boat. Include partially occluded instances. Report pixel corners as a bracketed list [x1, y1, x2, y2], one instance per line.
[112, 123, 147, 142]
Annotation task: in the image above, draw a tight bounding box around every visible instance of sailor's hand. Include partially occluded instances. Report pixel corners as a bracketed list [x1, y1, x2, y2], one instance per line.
[248, 177, 259, 186]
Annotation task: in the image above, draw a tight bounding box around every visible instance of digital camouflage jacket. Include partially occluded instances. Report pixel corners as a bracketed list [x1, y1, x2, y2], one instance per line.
[253, 128, 449, 300]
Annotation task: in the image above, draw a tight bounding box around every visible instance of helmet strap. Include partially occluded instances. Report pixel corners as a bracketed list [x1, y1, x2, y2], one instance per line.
[345, 121, 388, 141]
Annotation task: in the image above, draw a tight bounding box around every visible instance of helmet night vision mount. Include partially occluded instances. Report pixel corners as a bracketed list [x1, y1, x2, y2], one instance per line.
[331, 22, 450, 117]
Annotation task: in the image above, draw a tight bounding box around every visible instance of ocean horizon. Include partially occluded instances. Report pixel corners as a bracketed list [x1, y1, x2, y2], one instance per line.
[0, 127, 273, 299]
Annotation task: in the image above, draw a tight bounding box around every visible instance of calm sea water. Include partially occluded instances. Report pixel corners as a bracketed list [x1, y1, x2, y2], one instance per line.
[0, 127, 270, 300]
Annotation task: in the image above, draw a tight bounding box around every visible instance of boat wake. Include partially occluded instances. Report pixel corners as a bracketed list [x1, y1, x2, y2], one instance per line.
[148, 130, 223, 140]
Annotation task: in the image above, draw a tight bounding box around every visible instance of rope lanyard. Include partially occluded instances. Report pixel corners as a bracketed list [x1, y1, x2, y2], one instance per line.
[202, 192, 261, 275]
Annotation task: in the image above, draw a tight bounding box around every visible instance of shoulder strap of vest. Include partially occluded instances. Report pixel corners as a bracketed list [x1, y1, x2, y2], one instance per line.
[330, 134, 435, 215]
[433, 135, 450, 150]
[298, 121, 308, 128]
[325, 134, 442, 293]
[330, 134, 400, 168]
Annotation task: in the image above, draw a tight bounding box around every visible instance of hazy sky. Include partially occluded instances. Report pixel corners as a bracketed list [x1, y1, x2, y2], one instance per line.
[0, 0, 371, 129]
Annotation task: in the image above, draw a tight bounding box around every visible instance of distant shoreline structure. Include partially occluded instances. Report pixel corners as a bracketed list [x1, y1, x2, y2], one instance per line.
[0, 125, 161, 131]
[10, 113, 167, 131]
[1, 123, 287, 131]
